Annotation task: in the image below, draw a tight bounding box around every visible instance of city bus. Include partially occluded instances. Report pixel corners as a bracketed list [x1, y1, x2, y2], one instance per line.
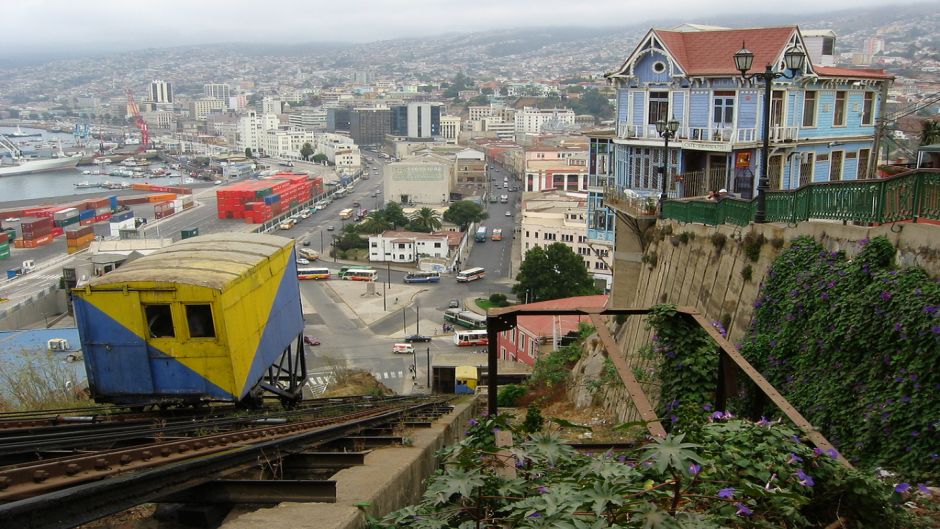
[443, 308, 487, 330]
[456, 267, 485, 282]
[339, 265, 371, 275]
[404, 271, 441, 284]
[475, 226, 487, 242]
[340, 268, 378, 281]
[297, 267, 331, 280]
[339, 208, 354, 220]
[453, 330, 488, 347]
[490, 228, 503, 241]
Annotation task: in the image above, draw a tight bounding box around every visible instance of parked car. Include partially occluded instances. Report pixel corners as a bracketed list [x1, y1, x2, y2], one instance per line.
[505, 211, 512, 216]
[448, 299, 460, 308]
[327, 225, 335, 231]
[404, 334, 432, 343]
[303, 336, 320, 346]
[296, 258, 310, 265]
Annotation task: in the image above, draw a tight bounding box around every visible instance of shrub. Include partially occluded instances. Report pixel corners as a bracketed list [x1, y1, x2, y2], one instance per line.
[496, 384, 526, 407]
[521, 404, 544, 433]
[741, 264, 753, 282]
[709, 232, 727, 253]
[677, 231, 693, 244]
[742, 231, 766, 262]
[488, 293, 509, 307]
[641, 251, 658, 268]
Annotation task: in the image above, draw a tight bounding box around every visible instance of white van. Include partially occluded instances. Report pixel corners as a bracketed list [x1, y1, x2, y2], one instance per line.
[392, 343, 415, 354]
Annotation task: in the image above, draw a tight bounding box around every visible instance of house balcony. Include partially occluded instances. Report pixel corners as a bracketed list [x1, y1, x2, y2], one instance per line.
[616, 123, 799, 147]
[588, 174, 614, 191]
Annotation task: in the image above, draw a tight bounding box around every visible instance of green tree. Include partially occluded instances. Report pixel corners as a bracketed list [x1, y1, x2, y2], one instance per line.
[408, 207, 442, 232]
[311, 153, 328, 164]
[300, 142, 314, 161]
[244, 147, 253, 159]
[920, 119, 940, 145]
[383, 202, 409, 229]
[512, 243, 600, 302]
[444, 72, 472, 98]
[443, 201, 488, 231]
[359, 211, 393, 234]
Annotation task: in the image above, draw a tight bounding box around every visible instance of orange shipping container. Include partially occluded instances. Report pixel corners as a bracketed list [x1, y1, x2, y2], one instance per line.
[148, 193, 177, 203]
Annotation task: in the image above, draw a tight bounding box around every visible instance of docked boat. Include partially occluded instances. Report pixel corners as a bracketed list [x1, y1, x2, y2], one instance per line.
[0, 153, 81, 176]
[74, 181, 99, 189]
[8, 125, 42, 138]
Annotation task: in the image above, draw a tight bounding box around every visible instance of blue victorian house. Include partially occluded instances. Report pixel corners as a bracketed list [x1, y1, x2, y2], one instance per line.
[600, 25, 892, 200]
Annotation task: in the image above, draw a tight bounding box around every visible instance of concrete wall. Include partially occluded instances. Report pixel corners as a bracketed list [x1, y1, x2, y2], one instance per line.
[0, 286, 68, 331]
[220, 398, 480, 529]
[574, 218, 940, 423]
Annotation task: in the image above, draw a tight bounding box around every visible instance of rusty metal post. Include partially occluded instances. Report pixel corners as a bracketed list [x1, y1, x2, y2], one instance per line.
[487, 324, 499, 415]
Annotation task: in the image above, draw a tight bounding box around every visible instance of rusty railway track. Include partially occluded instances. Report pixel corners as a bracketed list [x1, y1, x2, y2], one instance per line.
[0, 395, 454, 529]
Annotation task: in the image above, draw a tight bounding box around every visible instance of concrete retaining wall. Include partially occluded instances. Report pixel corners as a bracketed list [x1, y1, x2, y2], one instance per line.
[220, 397, 480, 529]
[0, 286, 68, 331]
[574, 219, 940, 423]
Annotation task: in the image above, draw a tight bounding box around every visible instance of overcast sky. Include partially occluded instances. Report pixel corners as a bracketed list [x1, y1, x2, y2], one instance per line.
[1, 0, 916, 51]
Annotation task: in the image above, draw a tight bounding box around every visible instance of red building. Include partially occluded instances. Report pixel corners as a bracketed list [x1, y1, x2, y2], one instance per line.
[496, 295, 608, 365]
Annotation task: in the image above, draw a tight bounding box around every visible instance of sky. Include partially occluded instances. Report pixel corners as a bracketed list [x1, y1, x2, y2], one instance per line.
[1, 0, 917, 52]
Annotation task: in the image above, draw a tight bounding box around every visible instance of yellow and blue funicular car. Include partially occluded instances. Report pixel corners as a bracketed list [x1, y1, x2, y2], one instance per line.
[72, 233, 307, 406]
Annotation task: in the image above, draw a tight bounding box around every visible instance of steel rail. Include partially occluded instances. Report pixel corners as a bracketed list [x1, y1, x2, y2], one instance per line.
[0, 397, 446, 529]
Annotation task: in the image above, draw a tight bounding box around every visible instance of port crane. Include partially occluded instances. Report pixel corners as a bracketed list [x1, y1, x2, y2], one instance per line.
[125, 89, 150, 152]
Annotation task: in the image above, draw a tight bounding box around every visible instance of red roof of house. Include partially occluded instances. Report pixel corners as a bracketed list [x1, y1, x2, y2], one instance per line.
[654, 26, 796, 76]
[813, 66, 894, 80]
[515, 295, 609, 338]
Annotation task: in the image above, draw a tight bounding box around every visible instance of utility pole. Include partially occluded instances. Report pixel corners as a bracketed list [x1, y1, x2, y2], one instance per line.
[426, 347, 431, 388]
[416, 300, 420, 335]
[383, 278, 387, 311]
[402, 306, 406, 334]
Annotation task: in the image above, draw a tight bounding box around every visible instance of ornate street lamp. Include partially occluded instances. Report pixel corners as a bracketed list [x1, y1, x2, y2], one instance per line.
[655, 117, 680, 219]
[733, 43, 806, 223]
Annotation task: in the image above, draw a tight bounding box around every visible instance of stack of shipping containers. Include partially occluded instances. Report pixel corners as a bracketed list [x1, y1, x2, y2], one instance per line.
[15, 217, 54, 248]
[66, 225, 95, 254]
[216, 174, 323, 224]
[0, 230, 10, 260]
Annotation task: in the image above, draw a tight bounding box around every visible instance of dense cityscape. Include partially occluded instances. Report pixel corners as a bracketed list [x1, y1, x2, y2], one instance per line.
[0, 1, 937, 528]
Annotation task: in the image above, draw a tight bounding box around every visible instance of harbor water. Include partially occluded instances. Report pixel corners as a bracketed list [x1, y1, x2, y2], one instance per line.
[0, 126, 188, 203]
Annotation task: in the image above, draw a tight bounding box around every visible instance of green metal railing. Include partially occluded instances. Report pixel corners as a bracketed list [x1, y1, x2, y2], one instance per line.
[661, 169, 940, 226]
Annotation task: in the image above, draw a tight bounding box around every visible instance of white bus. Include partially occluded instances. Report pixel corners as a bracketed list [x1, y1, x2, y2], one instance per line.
[341, 268, 378, 282]
[297, 267, 330, 280]
[453, 330, 488, 347]
[404, 271, 441, 284]
[456, 267, 485, 282]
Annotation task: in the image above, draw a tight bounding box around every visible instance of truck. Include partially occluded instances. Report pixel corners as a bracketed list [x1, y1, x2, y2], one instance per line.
[279, 218, 296, 230]
[339, 208, 354, 220]
[6, 260, 35, 280]
[475, 226, 487, 242]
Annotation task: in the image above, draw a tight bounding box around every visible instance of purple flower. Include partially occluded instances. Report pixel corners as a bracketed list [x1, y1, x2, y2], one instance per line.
[918, 483, 930, 495]
[537, 486, 549, 494]
[617, 454, 627, 463]
[826, 448, 839, 459]
[924, 305, 938, 315]
[703, 403, 712, 411]
[492, 427, 501, 434]
[757, 416, 772, 427]
[527, 512, 542, 518]
[791, 435, 801, 444]
[813, 447, 824, 456]
[710, 411, 725, 421]
[786, 453, 803, 465]
[717, 487, 735, 499]
[468, 418, 479, 426]
[515, 459, 525, 468]
[795, 469, 815, 487]
[932, 325, 940, 335]
[722, 411, 734, 420]
[734, 503, 753, 516]
[894, 322, 903, 332]
[689, 463, 701, 476]
[880, 291, 892, 301]
[895, 483, 911, 493]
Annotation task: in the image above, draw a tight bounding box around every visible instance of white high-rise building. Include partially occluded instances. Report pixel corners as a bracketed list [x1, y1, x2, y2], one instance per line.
[204, 83, 231, 102]
[237, 111, 279, 154]
[514, 107, 576, 136]
[261, 97, 282, 115]
[149, 80, 173, 103]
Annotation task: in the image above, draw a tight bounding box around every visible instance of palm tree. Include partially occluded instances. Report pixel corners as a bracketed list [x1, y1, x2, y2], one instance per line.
[409, 207, 442, 232]
[920, 120, 940, 146]
[359, 211, 392, 234]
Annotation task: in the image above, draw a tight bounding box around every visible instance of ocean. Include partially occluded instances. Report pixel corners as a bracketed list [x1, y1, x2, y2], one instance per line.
[0, 126, 182, 204]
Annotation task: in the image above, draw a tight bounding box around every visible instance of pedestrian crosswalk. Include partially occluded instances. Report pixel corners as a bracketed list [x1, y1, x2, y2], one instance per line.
[371, 370, 405, 381]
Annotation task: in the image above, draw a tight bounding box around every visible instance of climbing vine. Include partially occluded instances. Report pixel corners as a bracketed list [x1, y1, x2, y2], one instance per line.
[643, 304, 720, 430]
[740, 236, 939, 482]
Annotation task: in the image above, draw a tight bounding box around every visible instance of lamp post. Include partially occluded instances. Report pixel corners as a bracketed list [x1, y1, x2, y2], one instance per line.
[655, 117, 680, 219]
[733, 43, 806, 223]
